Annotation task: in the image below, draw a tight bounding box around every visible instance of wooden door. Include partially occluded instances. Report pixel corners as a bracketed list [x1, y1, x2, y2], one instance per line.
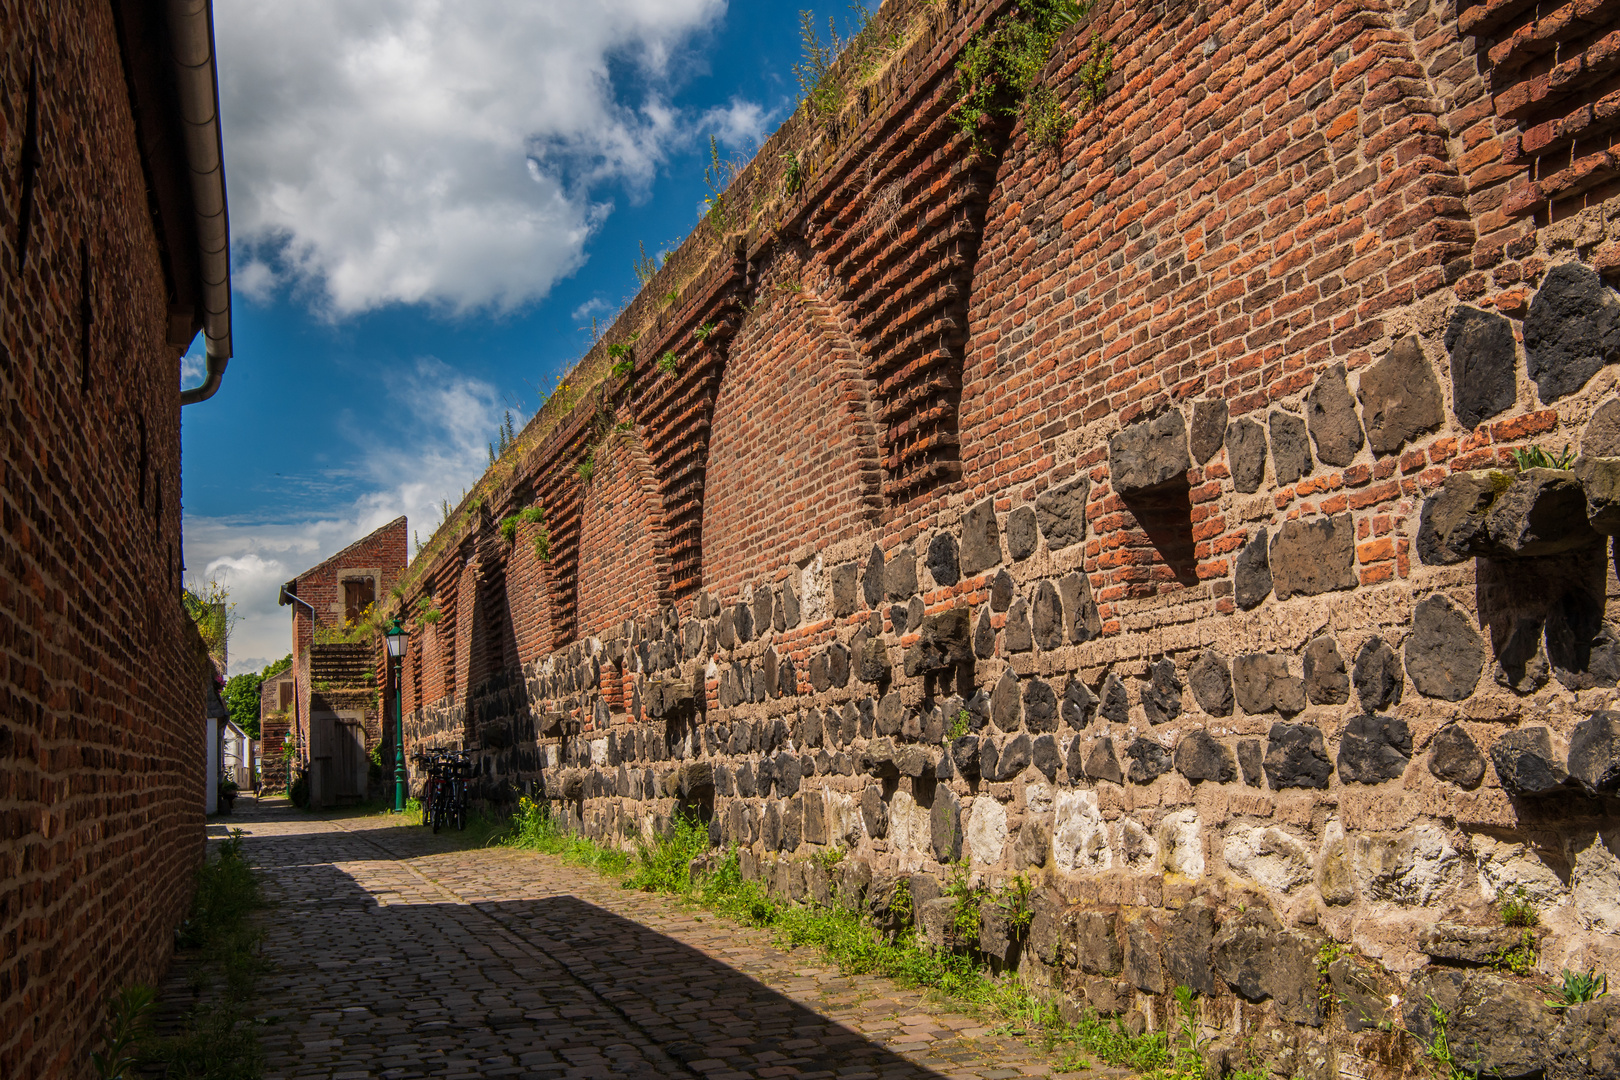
[335, 722, 365, 799]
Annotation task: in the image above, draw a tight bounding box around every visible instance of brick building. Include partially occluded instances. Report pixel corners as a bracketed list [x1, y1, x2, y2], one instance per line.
[0, 2, 234, 1078]
[388, 1, 1620, 1074]
[277, 516, 407, 806]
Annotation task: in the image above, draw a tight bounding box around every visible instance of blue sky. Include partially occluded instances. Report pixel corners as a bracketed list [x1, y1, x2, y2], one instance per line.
[186, 0, 866, 673]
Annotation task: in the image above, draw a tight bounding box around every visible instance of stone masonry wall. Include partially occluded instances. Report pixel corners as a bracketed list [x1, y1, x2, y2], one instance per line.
[0, 3, 215, 1078]
[395, 3, 1620, 1077]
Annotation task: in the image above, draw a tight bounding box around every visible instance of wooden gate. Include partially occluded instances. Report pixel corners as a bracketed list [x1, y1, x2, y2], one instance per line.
[335, 720, 365, 800]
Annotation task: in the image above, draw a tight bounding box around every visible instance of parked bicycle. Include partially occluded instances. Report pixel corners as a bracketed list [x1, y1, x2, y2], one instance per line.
[417, 748, 474, 832]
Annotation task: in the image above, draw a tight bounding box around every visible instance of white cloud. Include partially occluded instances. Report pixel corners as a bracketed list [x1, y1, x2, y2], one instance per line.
[188, 359, 508, 674]
[216, 0, 730, 316]
[700, 97, 776, 152]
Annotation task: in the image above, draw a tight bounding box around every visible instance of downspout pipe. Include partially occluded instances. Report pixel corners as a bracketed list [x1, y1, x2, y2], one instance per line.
[170, 0, 233, 406]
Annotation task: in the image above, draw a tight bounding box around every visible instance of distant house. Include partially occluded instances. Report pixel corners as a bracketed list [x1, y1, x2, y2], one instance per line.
[277, 517, 408, 807]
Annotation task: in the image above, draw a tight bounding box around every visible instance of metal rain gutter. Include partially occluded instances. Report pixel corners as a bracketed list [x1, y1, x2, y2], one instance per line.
[171, 0, 233, 406]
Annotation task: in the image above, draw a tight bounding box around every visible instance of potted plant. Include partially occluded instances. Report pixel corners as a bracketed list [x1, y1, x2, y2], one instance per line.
[217, 776, 240, 813]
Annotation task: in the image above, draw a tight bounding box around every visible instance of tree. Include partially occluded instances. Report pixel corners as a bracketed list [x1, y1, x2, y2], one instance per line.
[222, 674, 262, 739]
[220, 654, 293, 741]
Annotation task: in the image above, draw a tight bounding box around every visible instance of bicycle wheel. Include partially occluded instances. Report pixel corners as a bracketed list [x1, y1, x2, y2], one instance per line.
[455, 781, 467, 831]
[431, 784, 444, 833]
[422, 779, 435, 827]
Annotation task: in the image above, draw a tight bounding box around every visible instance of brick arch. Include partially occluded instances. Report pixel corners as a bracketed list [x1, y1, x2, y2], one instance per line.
[576, 427, 674, 638]
[505, 520, 561, 663]
[700, 254, 885, 598]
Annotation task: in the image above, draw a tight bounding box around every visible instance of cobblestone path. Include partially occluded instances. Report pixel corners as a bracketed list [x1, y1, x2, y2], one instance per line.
[218, 797, 1111, 1080]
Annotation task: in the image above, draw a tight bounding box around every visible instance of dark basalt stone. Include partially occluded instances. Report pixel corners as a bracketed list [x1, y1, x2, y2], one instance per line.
[1336, 714, 1412, 784]
[830, 563, 859, 617]
[1269, 411, 1312, 486]
[1175, 729, 1236, 783]
[1233, 531, 1273, 610]
[1545, 589, 1620, 690]
[862, 545, 885, 608]
[991, 668, 1021, 731]
[959, 499, 1002, 576]
[781, 580, 800, 627]
[906, 595, 925, 632]
[861, 785, 889, 838]
[909, 606, 973, 674]
[1428, 723, 1486, 789]
[1065, 734, 1086, 782]
[1023, 678, 1058, 733]
[1226, 417, 1268, 493]
[1189, 400, 1228, 465]
[1481, 468, 1602, 557]
[992, 733, 1032, 781]
[1061, 675, 1097, 728]
[1036, 476, 1089, 549]
[1188, 650, 1233, 716]
[884, 544, 917, 600]
[1418, 471, 1499, 565]
[1405, 595, 1484, 701]
[754, 584, 774, 636]
[1306, 362, 1364, 467]
[1031, 733, 1061, 781]
[1031, 580, 1063, 650]
[717, 606, 737, 649]
[854, 631, 890, 684]
[1212, 923, 1323, 1026]
[1109, 409, 1192, 493]
[1269, 514, 1357, 599]
[1352, 636, 1403, 711]
[1546, 996, 1620, 1080]
[927, 531, 960, 587]
[1359, 335, 1445, 455]
[973, 607, 996, 659]
[990, 568, 1015, 611]
[1060, 571, 1102, 643]
[1494, 615, 1550, 694]
[1100, 673, 1130, 724]
[875, 692, 905, 736]
[1167, 900, 1217, 996]
[1237, 739, 1264, 786]
[951, 735, 981, 779]
[826, 642, 849, 688]
[1303, 636, 1349, 705]
[777, 654, 797, 697]
[1232, 653, 1305, 715]
[931, 786, 963, 863]
[1006, 507, 1038, 561]
[1125, 737, 1172, 783]
[1525, 261, 1620, 404]
[1263, 722, 1332, 789]
[1085, 736, 1124, 784]
[1574, 456, 1620, 534]
[1582, 398, 1620, 456]
[1002, 598, 1034, 653]
[1449, 972, 1560, 1080]
[1490, 725, 1570, 796]
[1568, 711, 1620, 795]
[1140, 658, 1182, 725]
[1446, 305, 1518, 430]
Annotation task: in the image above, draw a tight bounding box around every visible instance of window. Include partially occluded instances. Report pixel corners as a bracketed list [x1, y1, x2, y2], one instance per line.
[344, 578, 375, 624]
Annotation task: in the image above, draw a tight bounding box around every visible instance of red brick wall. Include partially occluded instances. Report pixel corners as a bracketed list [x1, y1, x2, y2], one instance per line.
[0, 3, 214, 1077]
[700, 253, 884, 597]
[577, 429, 672, 637]
[505, 521, 557, 665]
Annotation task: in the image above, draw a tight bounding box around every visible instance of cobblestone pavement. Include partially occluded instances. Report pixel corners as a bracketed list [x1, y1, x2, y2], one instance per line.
[217, 796, 1116, 1080]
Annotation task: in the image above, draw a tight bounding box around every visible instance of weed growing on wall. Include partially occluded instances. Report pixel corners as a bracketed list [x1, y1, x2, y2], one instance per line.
[1546, 968, 1608, 1007]
[139, 830, 268, 1079]
[952, 0, 1104, 155]
[91, 985, 157, 1080]
[499, 506, 549, 561]
[657, 351, 680, 376]
[312, 603, 376, 645]
[607, 341, 634, 380]
[1510, 443, 1575, 470]
[633, 241, 661, 287]
[497, 810, 1187, 1075]
[1498, 885, 1540, 928]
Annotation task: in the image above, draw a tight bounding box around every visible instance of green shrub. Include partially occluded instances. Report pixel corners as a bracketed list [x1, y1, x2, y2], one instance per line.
[1499, 885, 1539, 928]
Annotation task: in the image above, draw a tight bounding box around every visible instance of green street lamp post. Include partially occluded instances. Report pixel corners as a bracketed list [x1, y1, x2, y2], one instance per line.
[385, 618, 409, 813]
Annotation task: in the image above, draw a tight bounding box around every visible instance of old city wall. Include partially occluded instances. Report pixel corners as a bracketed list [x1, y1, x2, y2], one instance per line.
[399, 1, 1620, 1075]
[0, 3, 214, 1078]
